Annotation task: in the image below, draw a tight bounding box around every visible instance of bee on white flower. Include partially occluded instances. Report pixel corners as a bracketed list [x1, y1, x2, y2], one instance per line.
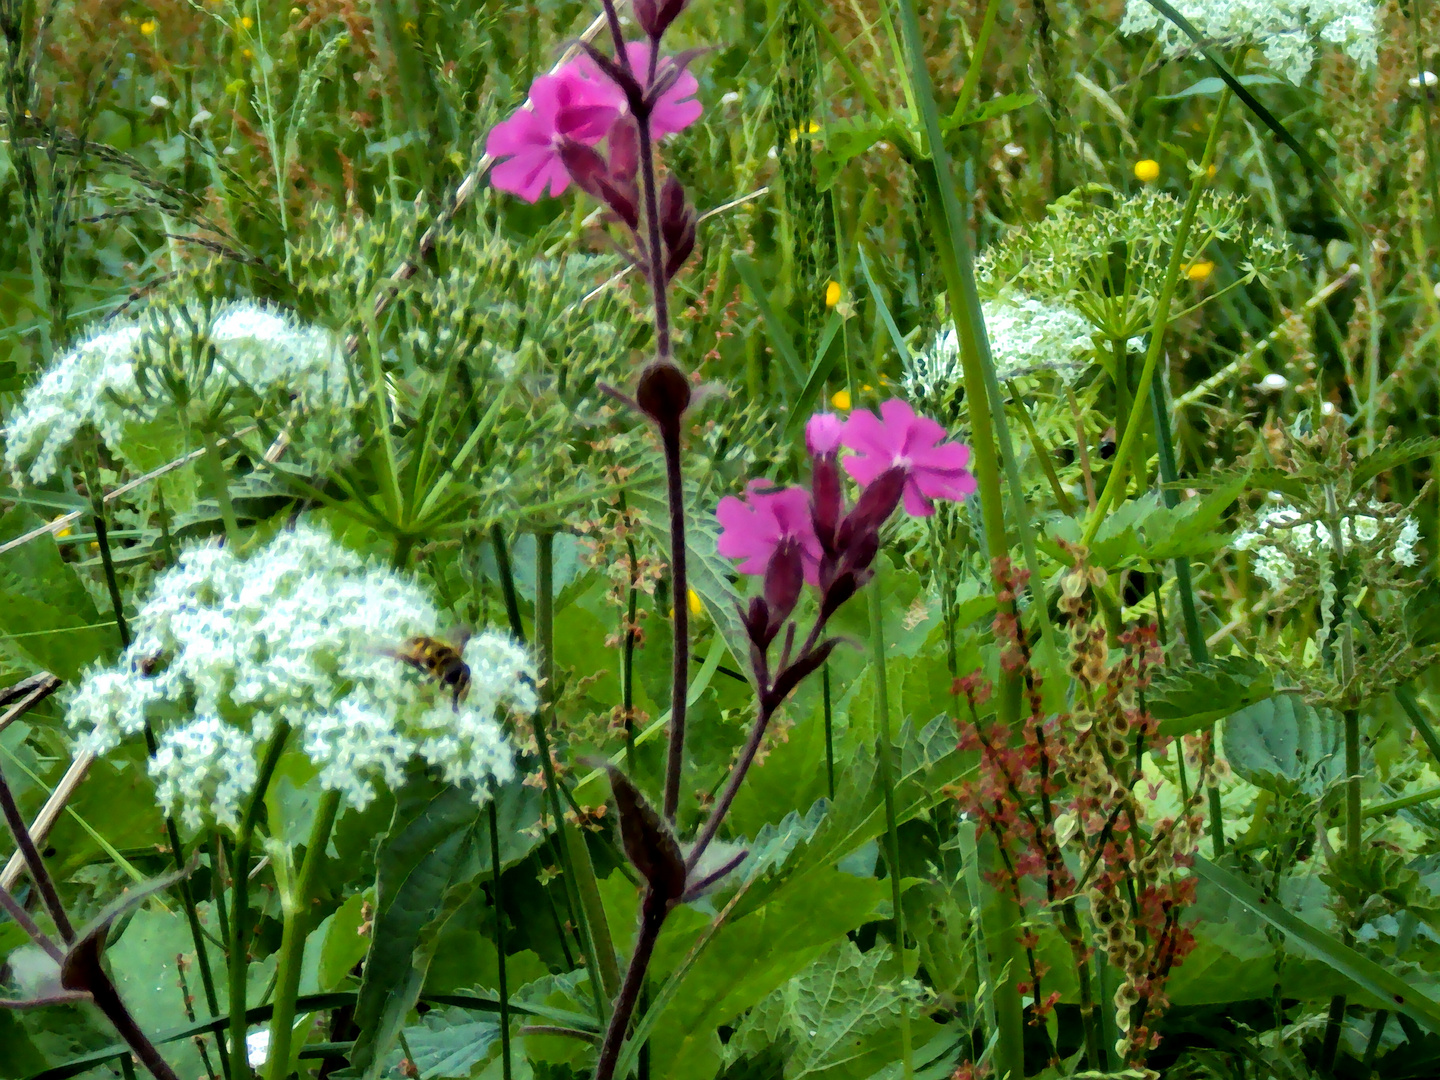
[67, 523, 533, 830]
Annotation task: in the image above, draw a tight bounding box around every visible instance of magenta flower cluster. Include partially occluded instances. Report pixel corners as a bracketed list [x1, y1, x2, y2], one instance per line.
[486, 41, 702, 204]
[716, 398, 975, 698]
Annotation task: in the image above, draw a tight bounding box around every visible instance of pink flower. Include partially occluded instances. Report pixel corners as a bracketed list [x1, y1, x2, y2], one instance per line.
[486, 66, 620, 202]
[716, 481, 823, 585]
[578, 42, 702, 139]
[805, 412, 843, 456]
[841, 398, 976, 517]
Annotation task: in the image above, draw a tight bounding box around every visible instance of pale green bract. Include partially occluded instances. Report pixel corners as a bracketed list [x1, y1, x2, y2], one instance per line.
[66, 524, 533, 830]
[1119, 0, 1379, 84]
[2, 300, 355, 484]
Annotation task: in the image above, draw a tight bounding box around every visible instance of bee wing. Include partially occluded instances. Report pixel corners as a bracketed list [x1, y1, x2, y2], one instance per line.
[444, 625, 473, 653]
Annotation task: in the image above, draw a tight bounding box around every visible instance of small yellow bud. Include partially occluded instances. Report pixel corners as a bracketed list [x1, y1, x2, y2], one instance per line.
[402, 19, 416, 32]
[240, 15, 254, 28]
[1206, 164, 1217, 178]
[687, 589, 703, 617]
[241, 47, 253, 59]
[52, 516, 73, 540]
[806, 119, 820, 134]
[788, 127, 799, 143]
[830, 388, 852, 411]
[860, 383, 873, 392]
[1186, 260, 1215, 282]
[824, 280, 841, 308]
[139, 19, 156, 34]
[1133, 158, 1160, 182]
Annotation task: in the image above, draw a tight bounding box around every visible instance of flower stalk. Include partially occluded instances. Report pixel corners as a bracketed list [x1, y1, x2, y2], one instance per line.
[265, 788, 341, 1080]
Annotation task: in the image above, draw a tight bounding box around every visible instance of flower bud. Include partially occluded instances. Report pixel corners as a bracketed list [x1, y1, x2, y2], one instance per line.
[659, 175, 697, 279]
[835, 465, 905, 553]
[636, 360, 691, 432]
[763, 537, 804, 631]
[810, 455, 842, 554]
[805, 412, 843, 456]
[635, 0, 690, 40]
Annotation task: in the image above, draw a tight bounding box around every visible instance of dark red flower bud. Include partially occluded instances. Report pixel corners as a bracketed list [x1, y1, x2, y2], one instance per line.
[558, 138, 608, 197]
[635, 0, 689, 40]
[608, 117, 640, 183]
[835, 466, 905, 552]
[660, 176, 687, 246]
[664, 218, 696, 280]
[763, 537, 804, 632]
[742, 595, 770, 646]
[811, 456, 842, 554]
[635, 360, 691, 432]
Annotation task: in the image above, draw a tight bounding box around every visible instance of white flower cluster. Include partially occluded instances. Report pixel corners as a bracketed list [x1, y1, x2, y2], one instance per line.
[66, 524, 532, 829]
[905, 296, 1096, 400]
[3, 301, 354, 484]
[1235, 504, 1421, 590]
[1119, 0, 1379, 84]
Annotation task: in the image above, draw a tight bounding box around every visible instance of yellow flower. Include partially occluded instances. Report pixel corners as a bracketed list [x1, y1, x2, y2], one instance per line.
[1133, 158, 1160, 183]
[52, 517, 73, 540]
[824, 280, 841, 308]
[402, 19, 416, 32]
[241, 47, 253, 59]
[139, 19, 156, 34]
[830, 388, 852, 411]
[1206, 164, 1217, 179]
[1186, 260, 1215, 282]
[240, 15, 253, 28]
[687, 589, 703, 617]
[788, 120, 821, 143]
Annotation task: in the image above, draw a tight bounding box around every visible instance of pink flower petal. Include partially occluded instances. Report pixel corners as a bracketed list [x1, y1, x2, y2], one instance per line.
[902, 483, 935, 518]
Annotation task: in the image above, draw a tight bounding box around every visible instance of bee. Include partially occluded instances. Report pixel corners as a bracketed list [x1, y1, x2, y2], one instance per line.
[386, 629, 472, 710]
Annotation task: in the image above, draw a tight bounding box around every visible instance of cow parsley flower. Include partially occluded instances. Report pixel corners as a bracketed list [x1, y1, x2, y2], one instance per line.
[67, 524, 532, 830]
[1119, 0, 1379, 84]
[904, 296, 1097, 402]
[3, 301, 355, 484]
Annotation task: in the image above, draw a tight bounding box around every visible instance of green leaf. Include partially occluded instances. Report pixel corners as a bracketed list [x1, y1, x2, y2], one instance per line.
[399, 1006, 500, 1079]
[0, 509, 114, 679]
[348, 776, 481, 1079]
[1351, 436, 1440, 490]
[1191, 857, 1440, 1032]
[1153, 74, 1285, 101]
[1222, 694, 1345, 797]
[730, 939, 930, 1080]
[1147, 656, 1274, 736]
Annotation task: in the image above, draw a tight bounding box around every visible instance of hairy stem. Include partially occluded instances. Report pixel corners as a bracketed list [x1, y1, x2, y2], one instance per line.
[592, 891, 667, 1080]
[88, 962, 184, 1080]
[0, 760, 73, 941]
[265, 789, 340, 1080]
[202, 426, 242, 548]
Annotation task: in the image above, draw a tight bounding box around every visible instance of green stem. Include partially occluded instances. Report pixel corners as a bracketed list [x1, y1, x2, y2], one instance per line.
[202, 427, 242, 548]
[1148, 362, 1225, 855]
[265, 789, 340, 1080]
[822, 664, 835, 801]
[228, 723, 292, 1080]
[490, 525, 526, 643]
[1344, 708, 1362, 855]
[1083, 82, 1232, 548]
[868, 577, 913, 1080]
[893, 0, 1025, 1057]
[488, 803, 513, 1080]
[534, 532, 614, 1021]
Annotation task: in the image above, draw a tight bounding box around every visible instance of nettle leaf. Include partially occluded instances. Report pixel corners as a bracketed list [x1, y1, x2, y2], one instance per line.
[729, 939, 925, 1080]
[1222, 694, 1345, 797]
[1148, 655, 1273, 736]
[1351, 436, 1440, 490]
[394, 1006, 500, 1080]
[348, 774, 482, 1079]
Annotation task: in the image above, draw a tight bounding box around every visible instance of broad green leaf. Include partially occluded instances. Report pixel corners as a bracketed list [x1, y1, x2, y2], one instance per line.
[348, 776, 481, 1079]
[0, 509, 113, 680]
[730, 939, 934, 1080]
[398, 1006, 500, 1079]
[1351, 436, 1440, 490]
[1222, 694, 1344, 797]
[1147, 656, 1273, 736]
[1192, 857, 1440, 1032]
[318, 892, 372, 991]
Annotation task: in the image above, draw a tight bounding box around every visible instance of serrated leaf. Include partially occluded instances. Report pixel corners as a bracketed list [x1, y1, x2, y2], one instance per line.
[1148, 656, 1273, 736]
[1351, 436, 1440, 490]
[398, 1006, 500, 1079]
[1222, 694, 1345, 797]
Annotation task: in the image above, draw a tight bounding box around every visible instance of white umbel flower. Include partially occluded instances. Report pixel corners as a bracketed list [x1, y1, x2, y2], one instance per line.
[1119, 0, 1379, 84]
[3, 301, 354, 484]
[905, 296, 1096, 400]
[1236, 504, 1421, 590]
[67, 524, 532, 829]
